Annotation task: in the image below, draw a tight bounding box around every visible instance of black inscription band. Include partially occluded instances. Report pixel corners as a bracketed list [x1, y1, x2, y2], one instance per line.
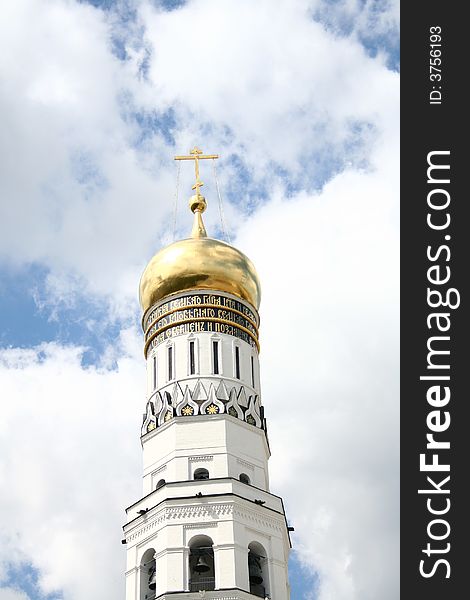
[145, 319, 258, 355]
[143, 293, 260, 357]
[144, 292, 258, 331]
[146, 306, 257, 340]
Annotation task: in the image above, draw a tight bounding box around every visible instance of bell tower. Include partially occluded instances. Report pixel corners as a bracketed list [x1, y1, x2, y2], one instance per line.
[123, 148, 291, 600]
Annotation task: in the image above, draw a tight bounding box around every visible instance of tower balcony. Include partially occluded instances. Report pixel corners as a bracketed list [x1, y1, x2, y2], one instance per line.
[125, 477, 285, 526]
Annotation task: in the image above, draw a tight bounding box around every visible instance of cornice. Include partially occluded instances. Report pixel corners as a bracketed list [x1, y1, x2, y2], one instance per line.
[123, 496, 284, 544]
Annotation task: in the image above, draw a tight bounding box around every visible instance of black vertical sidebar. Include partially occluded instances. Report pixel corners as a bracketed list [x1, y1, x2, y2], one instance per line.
[401, 3, 467, 600]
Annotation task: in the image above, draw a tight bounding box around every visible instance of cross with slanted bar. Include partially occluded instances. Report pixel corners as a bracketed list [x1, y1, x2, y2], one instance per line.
[174, 146, 219, 195]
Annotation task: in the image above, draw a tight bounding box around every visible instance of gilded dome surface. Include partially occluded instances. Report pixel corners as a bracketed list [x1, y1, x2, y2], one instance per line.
[140, 146, 261, 315]
[139, 235, 261, 314]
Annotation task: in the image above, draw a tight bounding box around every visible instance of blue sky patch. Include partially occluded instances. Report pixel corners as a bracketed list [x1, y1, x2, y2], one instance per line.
[1, 562, 62, 600]
[289, 552, 320, 599]
[0, 264, 133, 368]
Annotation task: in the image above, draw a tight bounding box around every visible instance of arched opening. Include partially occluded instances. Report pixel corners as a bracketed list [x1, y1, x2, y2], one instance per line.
[212, 339, 220, 374]
[156, 479, 165, 489]
[239, 473, 250, 485]
[140, 548, 156, 600]
[248, 542, 269, 598]
[188, 535, 215, 592]
[188, 338, 196, 375]
[235, 345, 240, 379]
[194, 468, 209, 481]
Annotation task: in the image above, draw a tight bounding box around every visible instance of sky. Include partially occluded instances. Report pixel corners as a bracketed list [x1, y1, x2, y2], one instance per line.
[0, 1, 399, 599]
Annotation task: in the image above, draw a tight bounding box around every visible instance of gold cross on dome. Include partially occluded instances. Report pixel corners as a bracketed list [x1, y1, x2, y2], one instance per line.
[174, 146, 219, 195]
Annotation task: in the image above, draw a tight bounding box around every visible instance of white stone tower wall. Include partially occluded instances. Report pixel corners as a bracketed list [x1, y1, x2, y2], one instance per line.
[125, 492, 290, 600]
[125, 285, 290, 599]
[140, 416, 270, 496]
[146, 331, 260, 399]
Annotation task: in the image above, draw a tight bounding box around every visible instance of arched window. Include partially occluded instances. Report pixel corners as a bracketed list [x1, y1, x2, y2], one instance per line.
[194, 468, 209, 481]
[189, 340, 196, 374]
[248, 542, 269, 598]
[189, 535, 215, 592]
[140, 548, 156, 600]
[212, 339, 220, 374]
[235, 345, 240, 379]
[167, 345, 173, 381]
[156, 479, 165, 489]
[239, 473, 250, 485]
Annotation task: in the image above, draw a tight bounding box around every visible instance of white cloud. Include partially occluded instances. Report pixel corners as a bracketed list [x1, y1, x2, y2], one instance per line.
[1, 0, 398, 303]
[310, 0, 400, 44]
[140, 0, 397, 175]
[0, 0, 399, 599]
[0, 163, 399, 600]
[0, 589, 31, 600]
[238, 166, 399, 599]
[0, 0, 174, 307]
[0, 332, 144, 600]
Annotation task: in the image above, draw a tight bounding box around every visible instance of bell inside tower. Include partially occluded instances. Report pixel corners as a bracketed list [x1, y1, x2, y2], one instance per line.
[140, 548, 156, 600]
[248, 542, 270, 598]
[188, 535, 215, 592]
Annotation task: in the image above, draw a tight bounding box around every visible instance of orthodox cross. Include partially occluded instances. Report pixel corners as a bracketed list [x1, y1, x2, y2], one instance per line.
[174, 146, 219, 196]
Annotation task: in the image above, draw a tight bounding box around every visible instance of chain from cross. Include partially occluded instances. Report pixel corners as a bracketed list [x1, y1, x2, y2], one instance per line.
[174, 146, 219, 195]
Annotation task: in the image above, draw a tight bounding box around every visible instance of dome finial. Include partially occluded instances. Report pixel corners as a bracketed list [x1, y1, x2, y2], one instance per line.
[174, 146, 219, 238]
[189, 193, 207, 238]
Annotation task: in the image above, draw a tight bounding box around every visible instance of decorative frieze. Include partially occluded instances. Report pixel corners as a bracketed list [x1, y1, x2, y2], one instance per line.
[125, 497, 283, 545]
[142, 379, 264, 436]
[126, 521, 160, 543]
[183, 522, 219, 529]
[189, 455, 214, 463]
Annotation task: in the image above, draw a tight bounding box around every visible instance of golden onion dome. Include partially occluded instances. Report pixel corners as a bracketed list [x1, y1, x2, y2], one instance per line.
[139, 193, 261, 315]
